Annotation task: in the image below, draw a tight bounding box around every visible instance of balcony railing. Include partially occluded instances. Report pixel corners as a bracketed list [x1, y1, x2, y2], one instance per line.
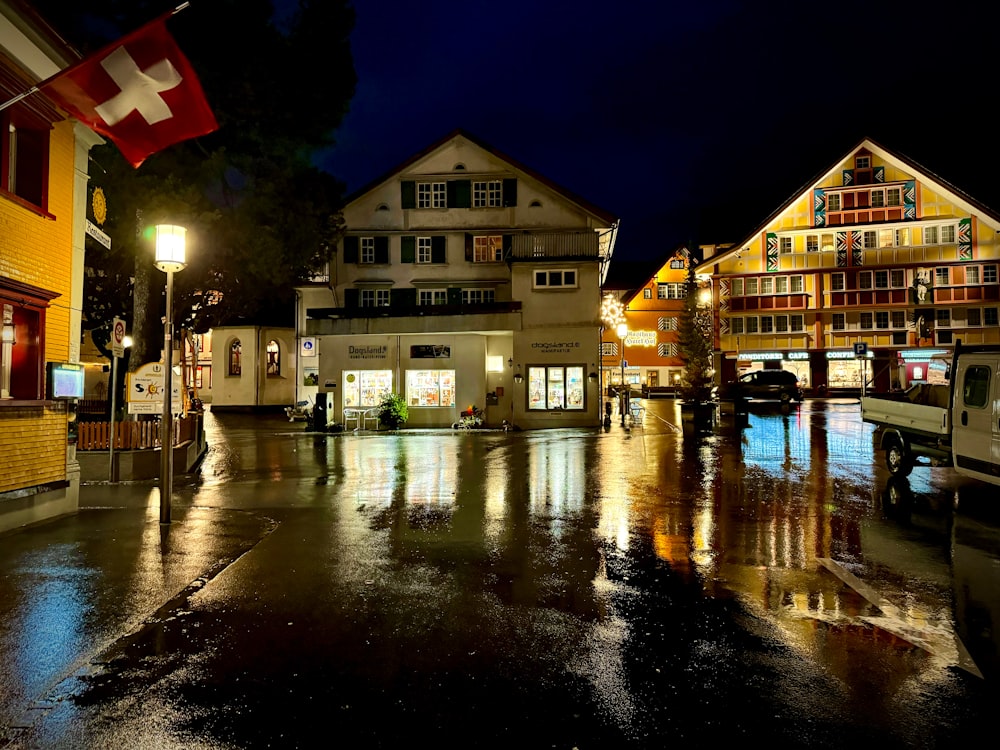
[308, 301, 522, 320]
[509, 232, 600, 260]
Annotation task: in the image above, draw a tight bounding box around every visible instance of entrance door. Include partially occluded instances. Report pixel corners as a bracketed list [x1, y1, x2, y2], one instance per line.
[647, 371, 659, 387]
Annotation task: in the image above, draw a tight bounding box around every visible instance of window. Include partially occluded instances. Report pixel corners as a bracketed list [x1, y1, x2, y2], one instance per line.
[775, 276, 788, 294]
[806, 235, 818, 252]
[863, 231, 877, 249]
[790, 314, 804, 332]
[746, 317, 759, 334]
[745, 278, 758, 295]
[856, 156, 870, 169]
[266, 340, 280, 376]
[871, 190, 884, 208]
[892, 310, 906, 328]
[832, 313, 846, 330]
[859, 271, 873, 290]
[229, 340, 242, 376]
[343, 370, 393, 408]
[891, 269, 906, 288]
[935, 267, 949, 286]
[657, 283, 684, 299]
[941, 225, 956, 243]
[895, 228, 909, 246]
[887, 188, 901, 206]
[874, 270, 889, 289]
[985, 265, 998, 284]
[828, 194, 841, 211]
[527, 365, 584, 411]
[986, 308, 999, 326]
[417, 237, 433, 264]
[875, 311, 890, 329]
[923, 226, 938, 244]
[473, 235, 503, 262]
[936, 309, 951, 328]
[775, 315, 788, 333]
[2, 110, 50, 210]
[760, 315, 773, 333]
[643, 288, 652, 299]
[462, 288, 495, 304]
[967, 266, 981, 285]
[760, 277, 773, 295]
[831, 273, 845, 291]
[879, 229, 894, 247]
[405, 369, 456, 407]
[417, 182, 446, 208]
[790, 275, 803, 293]
[731, 279, 744, 296]
[821, 234, 835, 252]
[967, 308, 982, 326]
[779, 236, 792, 254]
[359, 237, 375, 264]
[731, 318, 744, 335]
[962, 366, 990, 409]
[534, 270, 577, 288]
[418, 289, 447, 305]
[472, 180, 502, 207]
[360, 289, 390, 307]
[860, 312, 873, 329]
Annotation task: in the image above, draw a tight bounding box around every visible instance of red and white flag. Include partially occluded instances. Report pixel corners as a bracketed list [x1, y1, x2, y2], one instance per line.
[41, 12, 218, 168]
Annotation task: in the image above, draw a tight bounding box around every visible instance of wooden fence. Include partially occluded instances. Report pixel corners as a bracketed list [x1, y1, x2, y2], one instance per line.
[77, 418, 188, 451]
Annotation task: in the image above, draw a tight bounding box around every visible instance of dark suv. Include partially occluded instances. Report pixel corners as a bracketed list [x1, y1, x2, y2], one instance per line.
[727, 370, 804, 402]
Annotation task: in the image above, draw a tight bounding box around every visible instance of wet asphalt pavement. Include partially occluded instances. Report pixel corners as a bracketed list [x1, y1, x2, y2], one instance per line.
[1, 400, 998, 748]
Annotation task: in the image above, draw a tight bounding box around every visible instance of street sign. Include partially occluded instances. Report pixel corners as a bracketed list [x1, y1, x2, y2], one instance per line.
[127, 362, 181, 413]
[853, 342, 868, 358]
[112, 317, 125, 358]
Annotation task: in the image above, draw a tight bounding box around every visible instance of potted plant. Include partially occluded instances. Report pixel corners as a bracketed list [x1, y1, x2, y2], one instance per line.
[377, 392, 409, 430]
[677, 261, 717, 430]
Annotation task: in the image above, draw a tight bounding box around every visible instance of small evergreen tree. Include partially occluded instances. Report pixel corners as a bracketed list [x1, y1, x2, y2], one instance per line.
[377, 393, 409, 430]
[677, 261, 715, 402]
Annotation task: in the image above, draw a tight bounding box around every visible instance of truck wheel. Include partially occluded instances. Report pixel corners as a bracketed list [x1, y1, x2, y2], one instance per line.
[885, 442, 913, 477]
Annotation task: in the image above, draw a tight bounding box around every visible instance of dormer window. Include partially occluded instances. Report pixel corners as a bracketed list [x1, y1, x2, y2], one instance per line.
[856, 155, 870, 169]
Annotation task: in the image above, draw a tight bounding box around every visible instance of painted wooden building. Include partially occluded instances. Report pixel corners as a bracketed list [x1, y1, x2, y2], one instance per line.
[696, 138, 1000, 394]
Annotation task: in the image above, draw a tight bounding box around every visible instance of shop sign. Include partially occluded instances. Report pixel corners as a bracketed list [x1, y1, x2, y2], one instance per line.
[786, 351, 809, 360]
[530, 341, 581, 354]
[899, 348, 948, 361]
[410, 344, 450, 358]
[746, 352, 783, 361]
[348, 344, 388, 360]
[625, 330, 657, 347]
[827, 350, 872, 360]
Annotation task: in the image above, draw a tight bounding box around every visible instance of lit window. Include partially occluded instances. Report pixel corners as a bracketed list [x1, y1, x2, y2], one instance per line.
[405, 369, 456, 407]
[967, 266, 981, 285]
[924, 226, 938, 244]
[745, 278, 758, 295]
[657, 283, 684, 299]
[790, 275, 803, 293]
[775, 277, 788, 294]
[779, 236, 792, 254]
[828, 194, 841, 212]
[806, 235, 819, 252]
[731, 279, 744, 296]
[941, 225, 956, 243]
[887, 188, 901, 206]
[871, 190, 884, 208]
[895, 228, 909, 246]
[527, 365, 584, 411]
[760, 277, 773, 294]
[473, 235, 503, 262]
[342, 370, 393, 408]
[821, 234, 835, 252]
[864, 231, 877, 249]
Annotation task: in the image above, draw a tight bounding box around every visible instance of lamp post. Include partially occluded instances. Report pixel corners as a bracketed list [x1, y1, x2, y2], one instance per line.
[154, 224, 187, 525]
[617, 321, 628, 426]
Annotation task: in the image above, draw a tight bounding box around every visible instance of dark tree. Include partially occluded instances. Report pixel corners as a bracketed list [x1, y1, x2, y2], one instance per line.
[677, 257, 715, 403]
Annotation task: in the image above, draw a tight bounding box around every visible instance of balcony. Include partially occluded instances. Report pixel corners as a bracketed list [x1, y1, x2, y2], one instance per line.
[305, 301, 523, 337]
[509, 232, 600, 261]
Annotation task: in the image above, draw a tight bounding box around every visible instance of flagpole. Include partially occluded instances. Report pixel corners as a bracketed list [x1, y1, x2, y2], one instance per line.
[0, 1, 193, 115]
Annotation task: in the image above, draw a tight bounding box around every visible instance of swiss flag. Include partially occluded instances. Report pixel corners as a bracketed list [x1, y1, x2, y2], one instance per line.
[41, 14, 218, 168]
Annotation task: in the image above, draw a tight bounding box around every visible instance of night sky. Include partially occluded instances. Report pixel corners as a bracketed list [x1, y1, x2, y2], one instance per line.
[314, 0, 1000, 263]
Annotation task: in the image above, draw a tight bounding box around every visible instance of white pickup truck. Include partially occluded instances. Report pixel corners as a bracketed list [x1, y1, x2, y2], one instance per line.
[861, 341, 1000, 486]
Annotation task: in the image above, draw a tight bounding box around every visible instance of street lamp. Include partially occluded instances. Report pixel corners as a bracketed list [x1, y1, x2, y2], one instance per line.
[154, 224, 187, 525]
[617, 321, 628, 426]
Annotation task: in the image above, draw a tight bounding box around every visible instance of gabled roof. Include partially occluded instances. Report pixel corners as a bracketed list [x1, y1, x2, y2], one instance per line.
[695, 137, 1000, 272]
[341, 127, 618, 225]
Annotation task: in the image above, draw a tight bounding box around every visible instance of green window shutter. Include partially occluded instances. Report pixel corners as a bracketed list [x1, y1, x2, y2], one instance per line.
[343, 236, 359, 264]
[401, 236, 415, 263]
[431, 236, 446, 263]
[401, 181, 415, 209]
[344, 288, 359, 308]
[465, 233, 473, 262]
[375, 236, 389, 264]
[393, 287, 417, 308]
[502, 178, 517, 207]
[503, 234, 513, 259]
[447, 287, 463, 305]
[449, 179, 471, 208]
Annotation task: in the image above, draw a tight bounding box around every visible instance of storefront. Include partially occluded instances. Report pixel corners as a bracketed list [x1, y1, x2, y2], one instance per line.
[734, 351, 810, 387]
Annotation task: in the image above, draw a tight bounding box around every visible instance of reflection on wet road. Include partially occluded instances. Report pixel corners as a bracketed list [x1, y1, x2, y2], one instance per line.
[3, 399, 998, 747]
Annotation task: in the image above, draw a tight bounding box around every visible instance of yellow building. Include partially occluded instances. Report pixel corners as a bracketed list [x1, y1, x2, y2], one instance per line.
[0, 1, 102, 533]
[697, 138, 1000, 393]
